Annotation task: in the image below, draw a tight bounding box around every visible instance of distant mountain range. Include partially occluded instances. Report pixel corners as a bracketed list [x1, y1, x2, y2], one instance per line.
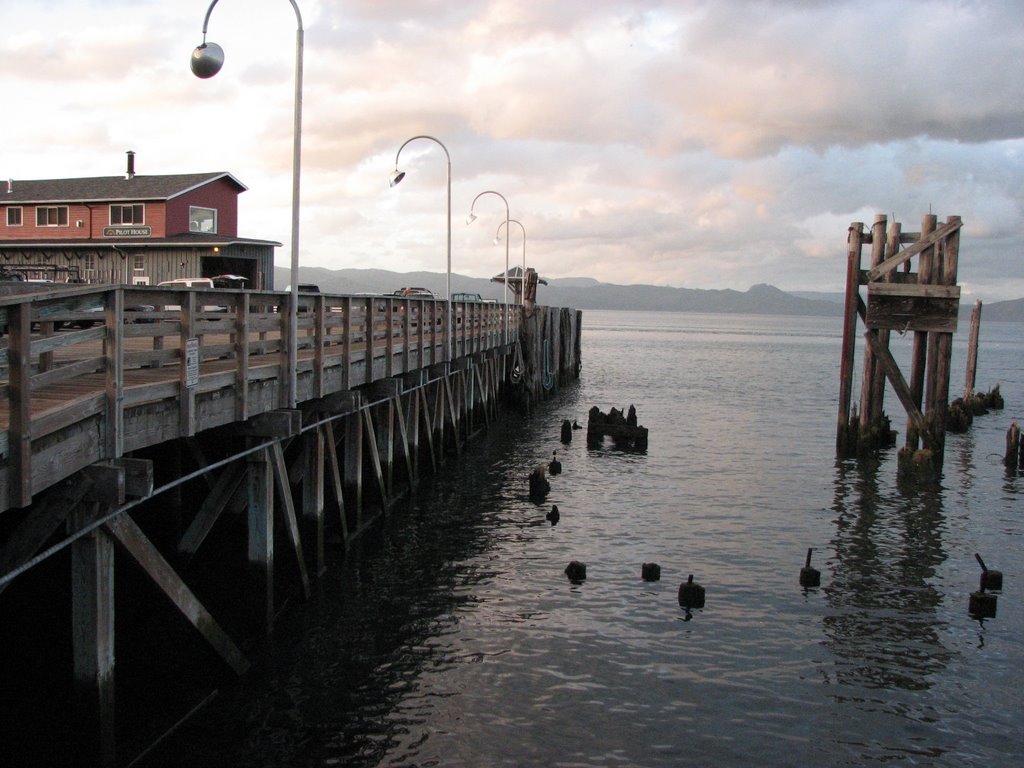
[275, 266, 1024, 322]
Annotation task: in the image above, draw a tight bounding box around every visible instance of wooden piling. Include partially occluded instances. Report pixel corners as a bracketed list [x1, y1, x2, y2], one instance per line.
[858, 215, 889, 434]
[837, 222, 865, 453]
[69, 503, 116, 767]
[965, 300, 982, 397]
[1005, 422, 1020, 469]
[907, 214, 937, 450]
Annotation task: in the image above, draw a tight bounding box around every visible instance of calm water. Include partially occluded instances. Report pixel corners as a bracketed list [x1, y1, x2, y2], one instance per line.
[145, 310, 1024, 767]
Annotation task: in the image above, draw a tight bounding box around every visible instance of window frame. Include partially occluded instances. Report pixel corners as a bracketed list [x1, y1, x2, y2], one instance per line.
[6, 207, 23, 227]
[110, 203, 145, 226]
[189, 206, 218, 234]
[35, 206, 69, 227]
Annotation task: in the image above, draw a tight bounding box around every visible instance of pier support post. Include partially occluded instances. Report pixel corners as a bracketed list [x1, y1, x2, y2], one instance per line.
[837, 221, 864, 452]
[69, 503, 116, 768]
[859, 215, 888, 436]
[302, 426, 326, 576]
[247, 446, 274, 633]
[965, 300, 982, 397]
[343, 405, 364, 531]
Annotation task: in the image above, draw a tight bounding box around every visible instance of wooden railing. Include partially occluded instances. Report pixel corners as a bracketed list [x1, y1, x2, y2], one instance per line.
[0, 284, 515, 512]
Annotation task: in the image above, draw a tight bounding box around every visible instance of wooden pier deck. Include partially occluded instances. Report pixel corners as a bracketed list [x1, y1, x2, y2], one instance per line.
[0, 281, 581, 766]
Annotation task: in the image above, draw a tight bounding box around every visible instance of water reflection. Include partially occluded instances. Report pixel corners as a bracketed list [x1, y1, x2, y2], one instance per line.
[825, 457, 954, 692]
[143, 463, 509, 767]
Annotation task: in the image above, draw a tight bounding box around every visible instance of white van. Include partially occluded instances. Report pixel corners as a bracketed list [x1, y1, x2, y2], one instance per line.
[158, 277, 223, 312]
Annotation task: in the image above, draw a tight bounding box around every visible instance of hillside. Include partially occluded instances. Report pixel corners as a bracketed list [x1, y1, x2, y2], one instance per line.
[273, 267, 1023, 320]
[275, 267, 841, 316]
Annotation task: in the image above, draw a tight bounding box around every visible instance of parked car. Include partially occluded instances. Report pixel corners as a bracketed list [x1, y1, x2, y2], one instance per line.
[212, 274, 248, 289]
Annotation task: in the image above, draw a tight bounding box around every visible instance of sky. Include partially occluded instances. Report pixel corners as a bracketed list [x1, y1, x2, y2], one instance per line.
[3, 0, 1024, 300]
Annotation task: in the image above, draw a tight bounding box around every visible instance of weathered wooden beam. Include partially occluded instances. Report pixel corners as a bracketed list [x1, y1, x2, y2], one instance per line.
[103, 289, 124, 459]
[370, 379, 402, 399]
[361, 407, 390, 511]
[82, 464, 125, 507]
[313, 294, 326, 399]
[343, 408, 364, 528]
[270, 442, 311, 599]
[866, 217, 963, 282]
[442, 375, 463, 456]
[104, 513, 250, 675]
[238, 409, 302, 438]
[184, 437, 217, 490]
[9, 301, 33, 508]
[392, 394, 417, 491]
[837, 222, 864, 449]
[69, 503, 116, 767]
[418, 386, 437, 474]
[865, 330, 928, 436]
[315, 390, 360, 416]
[867, 283, 960, 299]
[178, 292, 197, 437]
[323, 420, 349, 544]
[93, 458, 153, 499]
[234, 292, 250, 422]
[869, 220, 903, 425]
[177, 462, 246, 556]
[907, 215, 937, 448]
[965, 300, 982, 396]
[301, 427, 326, 575]
[865, 286, 960, 334]
[0, 478, 90, 595]
[247, 446, 274, 633]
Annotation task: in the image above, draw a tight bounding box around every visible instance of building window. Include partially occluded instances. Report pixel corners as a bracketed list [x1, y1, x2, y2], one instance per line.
[6, 207, 22, 226]
[83, 254, 97, 279]
[133, 255, 145, 272]
[189, 206, 217, 233]
[36, 206, 69, 227]
[110, 204, 145, 225]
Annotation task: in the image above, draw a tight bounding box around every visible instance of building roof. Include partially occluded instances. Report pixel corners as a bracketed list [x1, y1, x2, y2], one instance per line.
[2, 172, 247, 204]
[0, 232, 281, 250]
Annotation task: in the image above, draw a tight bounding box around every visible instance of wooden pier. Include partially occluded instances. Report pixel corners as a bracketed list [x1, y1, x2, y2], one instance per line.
[0, 283, 581, 765]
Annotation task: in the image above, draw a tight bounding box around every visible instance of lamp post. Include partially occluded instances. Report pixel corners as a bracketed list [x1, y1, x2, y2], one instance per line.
[390, 136, 452, 362]
[467, 191, 510, 345]
[190, 0, 304, 408]
[494, 218, 526, 305]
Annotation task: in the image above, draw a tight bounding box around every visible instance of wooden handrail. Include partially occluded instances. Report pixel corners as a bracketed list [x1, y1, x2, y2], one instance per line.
[0, 286, 516, 512]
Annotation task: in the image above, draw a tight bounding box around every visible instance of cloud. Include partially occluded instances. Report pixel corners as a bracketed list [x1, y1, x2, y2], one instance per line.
[3, 0, 1024, 300]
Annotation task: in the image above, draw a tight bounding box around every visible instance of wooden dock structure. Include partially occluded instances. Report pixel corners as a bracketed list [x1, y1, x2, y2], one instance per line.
[836, 213, 963, 472]
[0, 282, 582, 765]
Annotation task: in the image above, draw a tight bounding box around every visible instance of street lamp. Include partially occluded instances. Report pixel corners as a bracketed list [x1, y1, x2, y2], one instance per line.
[390, 136, 452, 362]
[494, 218, 526, 305]
[467, 191, 510, 345]
[190, 0, 304, 408]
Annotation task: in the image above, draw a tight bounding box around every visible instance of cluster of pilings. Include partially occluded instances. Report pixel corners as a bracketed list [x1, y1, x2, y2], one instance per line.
[585, 404, 648, 449]
[836, 213, 968, 479]
[948, 384, 1004, 433]
[514, 304, 582, 409]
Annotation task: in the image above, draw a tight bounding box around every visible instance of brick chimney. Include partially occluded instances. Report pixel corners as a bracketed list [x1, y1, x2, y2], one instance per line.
[126, 150, 136, 179]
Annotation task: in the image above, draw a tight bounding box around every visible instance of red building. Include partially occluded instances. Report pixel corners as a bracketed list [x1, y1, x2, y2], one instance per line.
[0, 151, 279, 288]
